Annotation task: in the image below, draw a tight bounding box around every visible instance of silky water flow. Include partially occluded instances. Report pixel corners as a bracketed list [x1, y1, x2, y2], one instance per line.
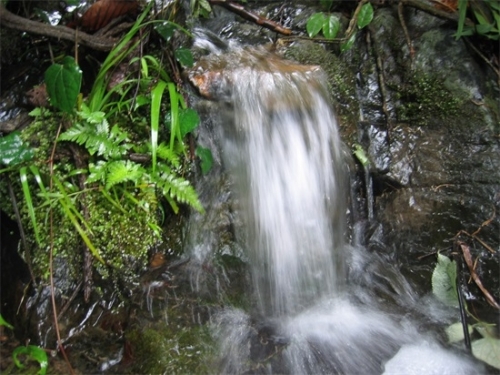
[187, 44, 484, 374]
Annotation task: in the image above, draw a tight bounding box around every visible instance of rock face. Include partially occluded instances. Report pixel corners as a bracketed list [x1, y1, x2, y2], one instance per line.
[190, 1, 499, 310]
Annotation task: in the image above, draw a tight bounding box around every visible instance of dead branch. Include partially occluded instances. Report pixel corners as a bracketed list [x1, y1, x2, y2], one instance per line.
[208, 0, 292, 35]
[457, 241, 500, 310]
[0, 4, 116, 51]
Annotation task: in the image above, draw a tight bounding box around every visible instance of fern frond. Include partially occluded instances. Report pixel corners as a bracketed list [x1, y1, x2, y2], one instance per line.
[105, 160, 144, 189]
[154, 165, 204, 213]
[59, 121, 131, 159]
[156, 142, 180, 168]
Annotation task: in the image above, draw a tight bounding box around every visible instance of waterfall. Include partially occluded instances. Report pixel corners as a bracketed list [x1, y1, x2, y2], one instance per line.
[221, 56, 347, 317]
[187, 43, 483, 374]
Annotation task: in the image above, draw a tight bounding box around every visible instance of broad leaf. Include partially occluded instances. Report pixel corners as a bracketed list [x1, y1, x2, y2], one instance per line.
[199, 0, 212, 13]
[357, 2, 374, 29]
[179, 108, 200, 138]
[0, 132, 34, 167]
[353, 144, 370, 166]
[341, 32, 357, 52]
[445, 322, 473, 343]
[155, 22, 177, 42]
[323, 14, 340, 39]
[307, 13, 326, 38]
[431, 253, 459, 308]
[472, 338, 500, 369]
[175, 48, 194, 68]
[196, 146, 213, 175]
[44, 56, 82, 113]
[12, 345, 48, 375]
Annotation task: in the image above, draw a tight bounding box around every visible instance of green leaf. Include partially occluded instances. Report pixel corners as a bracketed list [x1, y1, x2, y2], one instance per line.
[472, 338, 500, 369]
[357, 2, 374, 29]
[44, 56, 82, 113]
[353, 144, 370, 166]
[431, 253, 459, 308]
[155, 22, 177, 42]
[199, 0, 212, 13]
[341, 32, 357, 52]
[12, 345, 48, 375]
[19, 167, 42, 246]
[179, 108, 200, 138]
[0, 314, 14, 329]
[196, 146, 213, 175]
[456, 0, 469, 39]
[174, 48, 194, 68]
[322, 14, 340, 39]
[446, 322, 473, 343]
[0, 132, 34, 167]
[307, 13, 326, 38]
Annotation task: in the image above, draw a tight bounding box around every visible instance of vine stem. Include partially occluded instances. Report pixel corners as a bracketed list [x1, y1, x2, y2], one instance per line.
[49, 122, 75, 375]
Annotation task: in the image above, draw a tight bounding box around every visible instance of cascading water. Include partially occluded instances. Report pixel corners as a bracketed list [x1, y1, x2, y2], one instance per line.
[187, 40, 484, 374]
[223, 58, 347, 318]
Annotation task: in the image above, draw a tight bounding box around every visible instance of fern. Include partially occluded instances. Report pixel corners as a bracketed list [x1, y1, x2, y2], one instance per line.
[105, 160, 144, 189]
[59, 120, 130, 159]
[153, 164, 204, 213]
[156, 142, 180, 169]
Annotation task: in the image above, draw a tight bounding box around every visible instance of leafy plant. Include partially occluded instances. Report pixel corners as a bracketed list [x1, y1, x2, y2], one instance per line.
[12, 345, 49, 375]
[44, 56, 82, 113]
[1, 1, 207, 289]
[432, 253, 500, 370]
[306, 1, 374, 52]
[190, 0, 212, 18]
[0, 314, 49, 375]
[455, 0, 500, 40]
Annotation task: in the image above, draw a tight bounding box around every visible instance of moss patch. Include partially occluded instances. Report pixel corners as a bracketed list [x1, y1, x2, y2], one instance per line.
[395, 71, 465, 127]
[125, 322, 215, 374]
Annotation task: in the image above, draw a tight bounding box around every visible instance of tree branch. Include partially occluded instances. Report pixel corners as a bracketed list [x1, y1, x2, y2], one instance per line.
[208, 0, 292, 35]
[0, 4, 117, 51]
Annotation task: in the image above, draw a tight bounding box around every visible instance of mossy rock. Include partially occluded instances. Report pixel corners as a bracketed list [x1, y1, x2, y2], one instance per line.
[125, 322, 215, 374]
[281, 40, 359, 139]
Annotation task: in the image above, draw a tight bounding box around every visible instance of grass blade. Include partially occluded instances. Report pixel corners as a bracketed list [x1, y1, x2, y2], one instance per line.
[19, 167, 42, 246]
[151, 79, 167, 174]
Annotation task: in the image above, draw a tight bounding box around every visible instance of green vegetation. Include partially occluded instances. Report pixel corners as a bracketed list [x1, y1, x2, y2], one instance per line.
[456, 0, 500, 40]
[305, 1, 374, 51]
[0, 2, 211, 288]
[432, 253, 500, 370]
[0, 314, 49, 375]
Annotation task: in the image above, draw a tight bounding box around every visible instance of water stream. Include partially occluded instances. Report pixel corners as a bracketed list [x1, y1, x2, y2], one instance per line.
[187, 42, 484, 374]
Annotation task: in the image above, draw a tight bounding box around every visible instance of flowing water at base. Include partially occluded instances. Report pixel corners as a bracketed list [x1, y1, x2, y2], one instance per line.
[188, 44, 484, 374]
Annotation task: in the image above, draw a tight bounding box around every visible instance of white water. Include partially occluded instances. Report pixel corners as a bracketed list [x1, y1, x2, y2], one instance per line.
[189, 44, 484, 374]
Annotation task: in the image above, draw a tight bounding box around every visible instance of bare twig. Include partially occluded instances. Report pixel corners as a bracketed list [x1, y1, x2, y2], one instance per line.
[49, 122, 75, 375]
[398, 1, 415, 63]
[458, 241, 500, 310]
[0, 4, 116, 51]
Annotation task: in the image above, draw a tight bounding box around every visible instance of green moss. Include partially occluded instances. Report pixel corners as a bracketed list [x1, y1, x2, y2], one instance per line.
[126, 322, 215, 374]
[395, 71, 464, 126]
